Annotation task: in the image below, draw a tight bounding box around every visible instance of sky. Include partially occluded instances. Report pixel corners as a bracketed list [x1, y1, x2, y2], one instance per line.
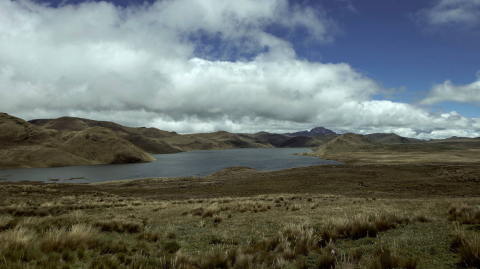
[0, 0, 479, 139]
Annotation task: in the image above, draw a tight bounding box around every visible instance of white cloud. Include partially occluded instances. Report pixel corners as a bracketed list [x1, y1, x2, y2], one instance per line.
[0, 0, 479, 139]
[420, 73, 480, 105]
[414, 0, 480, 29]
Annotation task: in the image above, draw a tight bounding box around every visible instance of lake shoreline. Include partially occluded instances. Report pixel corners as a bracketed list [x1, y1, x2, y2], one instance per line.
[0, 148, 342, 183]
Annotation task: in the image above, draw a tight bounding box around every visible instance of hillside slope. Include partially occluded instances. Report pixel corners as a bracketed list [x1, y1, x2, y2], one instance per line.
[0, 113, 154, 169]
[30, 117, 273, 152]
[365, 133, 423, 144]
[312, 133, 381, 159]
[30, 117, 182, 154]
[279, 134, 338, 148]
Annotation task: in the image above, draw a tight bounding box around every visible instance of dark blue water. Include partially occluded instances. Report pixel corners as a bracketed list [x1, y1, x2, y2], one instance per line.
[0, 148, 342, 183]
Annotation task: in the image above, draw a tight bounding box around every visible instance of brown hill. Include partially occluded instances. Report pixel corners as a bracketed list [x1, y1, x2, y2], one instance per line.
[62, 127, 155, 164]
[279, 134, 337, 148]
[312, 133, 381, 158]
[365, 133, 423, 144]
[30, 117, 182, 154]
[30, 117, 273, 152]
[0, 113, 154, 169]
[239, 132, 338, 148]
[242, 132, 289, 147]
[166, 131, 272, 151]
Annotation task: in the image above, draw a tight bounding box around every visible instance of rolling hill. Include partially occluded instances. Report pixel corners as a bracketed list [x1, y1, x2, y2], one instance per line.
[29, 117, 272, 153]
[0, 113, 155, 169]
[365, 133, 423, 144]
[29, 117, 182, 154]
[312, 133, 382, 159]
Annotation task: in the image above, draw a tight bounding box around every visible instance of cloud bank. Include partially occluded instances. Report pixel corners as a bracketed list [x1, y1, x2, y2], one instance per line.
[421, 72, 480, 106]
[414, 0, 480, 29]
[0, 0, 479, 138]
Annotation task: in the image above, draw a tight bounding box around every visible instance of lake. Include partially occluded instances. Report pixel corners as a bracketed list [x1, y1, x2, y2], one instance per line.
[0, 148, 342, 183]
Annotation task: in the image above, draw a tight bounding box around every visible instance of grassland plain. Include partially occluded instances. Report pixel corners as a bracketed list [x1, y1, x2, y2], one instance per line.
[1, 163, 480, 268]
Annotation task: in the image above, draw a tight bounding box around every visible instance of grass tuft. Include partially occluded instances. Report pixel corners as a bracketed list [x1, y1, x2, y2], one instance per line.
[448, 203, 480, 224]
[450, 226, 480, 267]
[94, 220, 144, 233]
[368, 246, 417, 269]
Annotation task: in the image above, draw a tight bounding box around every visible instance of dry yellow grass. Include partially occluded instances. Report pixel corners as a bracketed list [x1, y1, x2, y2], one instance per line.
[1, 162, 480, 268]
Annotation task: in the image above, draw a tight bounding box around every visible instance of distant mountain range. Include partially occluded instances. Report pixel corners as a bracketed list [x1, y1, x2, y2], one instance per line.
[1, 112, 477, 169]
[283, 127, 337, 137]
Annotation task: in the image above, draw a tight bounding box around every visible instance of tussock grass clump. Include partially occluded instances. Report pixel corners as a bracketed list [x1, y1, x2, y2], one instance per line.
[413, 214, 432, 223]
[328, 213, 410, 241]
[166, 229, 177, 239]
[98, 240, 129, 255]
[202, 204, 221, 218]
[89, 255, 121, 269]
[0, 226, 35, 251]
[190, 207, 205, 216]
[192, 249, 231, 269]
[234, 202, 270, 213]
[138, 229, 162, 242]
[176, 213, 418, 269]
[184, 224, 336, 268]
[1, 204, 68, 217]
[210, 234, 239, 245]
[163, 240, 181, 254]
[368, 246, 418, 269]
[94, 219, 144, 233]
[62, 249, 77, 263]
[448, 203, 480, 224]
[33, 214, 87, 232]
[0, 215, 16, 231]
[243, 223, 323, 260]
[317, 251, 336, 269]
[450, 226, 480, 267]
[0, 226, 39, 265]
[41, 223, 98, 252]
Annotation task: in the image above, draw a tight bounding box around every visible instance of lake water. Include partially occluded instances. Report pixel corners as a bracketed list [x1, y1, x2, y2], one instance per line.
[0, 148, 342, 183]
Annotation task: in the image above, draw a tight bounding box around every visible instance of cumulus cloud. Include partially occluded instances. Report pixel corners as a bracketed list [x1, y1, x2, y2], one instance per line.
[420, 72, 480, 105]
[413, 0, 480, 29]
[0, 0, 479, 139]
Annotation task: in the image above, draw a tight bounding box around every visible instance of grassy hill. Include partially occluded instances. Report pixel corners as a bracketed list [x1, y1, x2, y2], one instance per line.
[312, 133, 381, 158]
[0, 113, 155, 169]
[29, 117, 182, 154]
[29, 117, 275, 153]
[365, 133, 423, 144]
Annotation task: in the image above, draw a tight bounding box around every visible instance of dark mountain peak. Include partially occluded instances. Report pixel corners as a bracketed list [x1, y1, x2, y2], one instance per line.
[309, 127, 336, 136]
[283, 127, 336, 137]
